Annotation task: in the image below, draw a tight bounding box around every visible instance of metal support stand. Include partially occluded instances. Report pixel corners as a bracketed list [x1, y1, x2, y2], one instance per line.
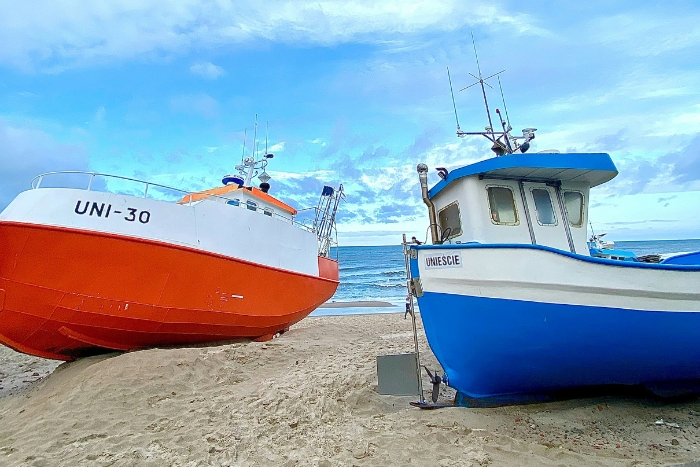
[402, 234, 425, 404]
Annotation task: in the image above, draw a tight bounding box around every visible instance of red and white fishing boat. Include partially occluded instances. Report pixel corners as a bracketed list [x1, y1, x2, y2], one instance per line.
[0, 150, 343, 360]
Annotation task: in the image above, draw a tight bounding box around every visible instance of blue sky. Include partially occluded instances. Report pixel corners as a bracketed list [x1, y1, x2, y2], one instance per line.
[1, 1, 699, 245]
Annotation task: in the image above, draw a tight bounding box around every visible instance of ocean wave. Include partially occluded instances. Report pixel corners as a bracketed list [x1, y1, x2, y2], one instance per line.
[380, 270, 405, 277]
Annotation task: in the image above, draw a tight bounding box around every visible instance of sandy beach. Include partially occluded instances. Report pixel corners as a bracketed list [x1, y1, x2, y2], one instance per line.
[1, 312, 700, 466]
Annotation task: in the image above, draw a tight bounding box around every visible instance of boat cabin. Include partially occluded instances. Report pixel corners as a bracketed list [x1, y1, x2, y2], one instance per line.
[426, 152, 618, 255]
[178, 183, 297, 220]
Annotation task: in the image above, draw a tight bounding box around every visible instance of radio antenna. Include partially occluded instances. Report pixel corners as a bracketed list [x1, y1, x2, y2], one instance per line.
[497, 76, 511, 129]
[241, 128, 247, 162]
[252, 114, 258, 160]
[447, 67, 461, 133]
[472, 32, 494, 141]
[265, 120, 269, 155]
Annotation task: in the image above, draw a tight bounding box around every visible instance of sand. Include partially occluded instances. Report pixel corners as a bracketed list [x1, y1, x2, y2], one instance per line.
[318, 301, 394, 308]
[1, 313, 700, 466]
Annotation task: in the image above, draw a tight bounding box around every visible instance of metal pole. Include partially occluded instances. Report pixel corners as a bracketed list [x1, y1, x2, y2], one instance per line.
[403, 234, 425, 403]
[553, 184, 576, 253]
[518, 181, 537, 245]
[144, 183, 149, 198]
[87, 174, 94, 191]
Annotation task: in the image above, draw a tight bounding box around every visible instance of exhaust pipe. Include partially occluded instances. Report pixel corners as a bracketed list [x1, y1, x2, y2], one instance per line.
[417, 164, 441, 244]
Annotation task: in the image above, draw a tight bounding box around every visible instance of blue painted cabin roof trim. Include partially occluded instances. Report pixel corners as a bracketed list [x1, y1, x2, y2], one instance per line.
[428, 152, 618, 198]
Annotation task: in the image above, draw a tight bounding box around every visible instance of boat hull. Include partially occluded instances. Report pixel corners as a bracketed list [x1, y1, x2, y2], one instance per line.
[419, 292, 700, 399]
[0, 222, 339, 360]
[411, 244, 700, 401]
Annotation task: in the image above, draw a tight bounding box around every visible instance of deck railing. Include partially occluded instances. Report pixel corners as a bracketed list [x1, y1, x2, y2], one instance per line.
[30, 171, 339, 252]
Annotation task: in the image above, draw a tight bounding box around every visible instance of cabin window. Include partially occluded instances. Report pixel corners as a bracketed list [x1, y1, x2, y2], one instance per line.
[531, 188, 557, 226]
[437, 202, 462, 239]
[486, 186, 519, 225]
[563, 191, 584, 227]
[227, 198, 240, 206]
[246, 200, 258, 211]
[263, 208, 273, 217]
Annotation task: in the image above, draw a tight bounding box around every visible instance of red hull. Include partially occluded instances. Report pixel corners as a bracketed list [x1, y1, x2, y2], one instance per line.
[0, 222, 339, 360]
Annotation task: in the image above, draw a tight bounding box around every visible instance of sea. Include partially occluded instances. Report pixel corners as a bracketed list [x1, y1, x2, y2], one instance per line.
[310, 239, 700, 317]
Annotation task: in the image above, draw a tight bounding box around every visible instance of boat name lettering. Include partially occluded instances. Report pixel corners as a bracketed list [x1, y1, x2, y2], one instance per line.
[74, 200, 150, 224]
[424, 252, 462, 269]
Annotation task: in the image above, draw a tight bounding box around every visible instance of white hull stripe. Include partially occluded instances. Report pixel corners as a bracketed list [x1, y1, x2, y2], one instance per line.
[416, 246, 700, 313]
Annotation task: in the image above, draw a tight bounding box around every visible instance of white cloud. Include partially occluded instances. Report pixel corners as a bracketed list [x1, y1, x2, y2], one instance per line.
[0, 0, 543, 71]
[309, 138, 328, 147]
[190, 62, 225, 79]
[268, 142, 285, 152]
[590, 10, 700, 57]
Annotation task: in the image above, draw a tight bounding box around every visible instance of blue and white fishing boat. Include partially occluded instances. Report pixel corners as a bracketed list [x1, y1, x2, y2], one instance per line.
[406, 66, 700, 406]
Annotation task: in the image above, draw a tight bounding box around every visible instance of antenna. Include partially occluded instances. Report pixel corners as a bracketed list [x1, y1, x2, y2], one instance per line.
[458, 33, 505, 142]
[252, 114, 258, 160]
[497, 76, 511, 129]
[471, 32, 494, 141]
[241, 128, 247, 162]
[265, 120, 269, 155]
[447, 67, 461, 133]
[447, 38, 537, 156]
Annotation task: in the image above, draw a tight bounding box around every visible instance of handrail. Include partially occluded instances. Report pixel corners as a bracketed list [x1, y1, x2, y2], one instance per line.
[29, 170, 329, 236]
[31, 170, 194, 199]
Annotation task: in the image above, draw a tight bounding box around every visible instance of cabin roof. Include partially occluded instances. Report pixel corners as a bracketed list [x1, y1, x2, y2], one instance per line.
[178, 184, 298, 215]
[428, 152, 618, 198]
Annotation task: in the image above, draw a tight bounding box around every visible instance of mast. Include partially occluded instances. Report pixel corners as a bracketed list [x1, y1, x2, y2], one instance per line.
[471, 32, 496, 142]
[451, 33, 537, 155]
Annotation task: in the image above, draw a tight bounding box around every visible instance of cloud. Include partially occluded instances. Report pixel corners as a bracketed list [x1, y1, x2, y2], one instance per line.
[268, 142, 285, 153]
[374, 203, 422, 223]
[169, 94, 219, 119]
[657, 195, 676, 208]
[0, 1, 544, 71]
[594, 129, 628, 152]
[599, 133, 700, 196]
[0, 119, 89, 209]
[590, 9, 700, 57]
[661, 134, 700, 183]
[189, 62, 225, 80]
[602, 219, 678, 226]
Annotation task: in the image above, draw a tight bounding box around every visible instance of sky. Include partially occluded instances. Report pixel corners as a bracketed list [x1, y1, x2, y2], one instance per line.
[1, 0, 699, 246]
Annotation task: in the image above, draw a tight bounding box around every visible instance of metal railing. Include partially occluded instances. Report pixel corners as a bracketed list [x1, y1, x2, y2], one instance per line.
[29, 171, 325, 235]
[32, 170, 196, 202]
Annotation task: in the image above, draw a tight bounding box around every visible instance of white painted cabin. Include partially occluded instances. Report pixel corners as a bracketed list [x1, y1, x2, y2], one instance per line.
[425, 153, 618, 255]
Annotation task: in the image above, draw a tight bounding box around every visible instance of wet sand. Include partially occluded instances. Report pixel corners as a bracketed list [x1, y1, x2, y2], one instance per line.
[1, 313, 700, 466]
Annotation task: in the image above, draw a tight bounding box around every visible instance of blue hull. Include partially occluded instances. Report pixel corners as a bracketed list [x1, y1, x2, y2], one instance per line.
[417, 292, 700, 400]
